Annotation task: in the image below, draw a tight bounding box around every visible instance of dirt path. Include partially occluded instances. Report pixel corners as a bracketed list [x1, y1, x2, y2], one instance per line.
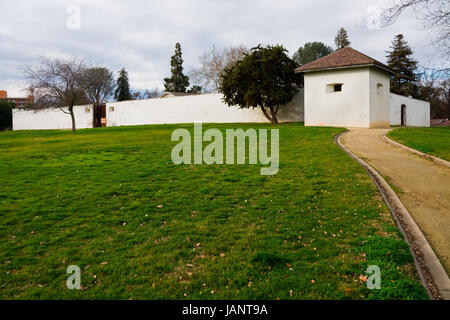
[341, 128, 450, 275]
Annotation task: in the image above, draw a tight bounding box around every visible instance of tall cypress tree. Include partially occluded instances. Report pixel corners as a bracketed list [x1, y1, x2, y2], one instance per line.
[335, 27, 350, 49]
[114, 68, 132, 101]
[164, 43, 190, 92]
[386, 34, 418, 97]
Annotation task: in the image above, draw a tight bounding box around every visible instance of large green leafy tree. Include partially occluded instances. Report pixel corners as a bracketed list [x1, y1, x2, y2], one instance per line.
[220, 45, 302, 124]
[293, 42, 333, 66]
[386, 34, 419, 97]
[335, 27, 350, 49]
[164, 43, 190, 92]
[114, 68, 132, 101]
[0, 101, 15, 131]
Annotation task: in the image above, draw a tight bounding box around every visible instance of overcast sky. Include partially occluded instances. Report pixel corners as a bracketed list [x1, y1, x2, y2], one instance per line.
[0, 0, 445, 97]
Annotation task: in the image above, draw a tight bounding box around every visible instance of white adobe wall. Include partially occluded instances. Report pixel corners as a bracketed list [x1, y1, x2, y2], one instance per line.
[278, 89, 304, 123]
[105, 92, 303, 126]
[12, 92, 304, 130]
[12, 90, 430, 130]
[369, 68, 391, 128]
[304, 68, 371, 127]
[13, 105, 93, 130]
[390, 93, 430, 127]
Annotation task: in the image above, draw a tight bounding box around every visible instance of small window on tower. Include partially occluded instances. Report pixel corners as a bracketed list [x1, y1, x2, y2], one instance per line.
[377, 83, 383, 94]
[334, 84, 342, 92]
[326, 83, 344, 93]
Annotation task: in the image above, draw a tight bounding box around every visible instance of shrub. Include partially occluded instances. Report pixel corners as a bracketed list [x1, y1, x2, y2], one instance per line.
[0, 101, 15, 131]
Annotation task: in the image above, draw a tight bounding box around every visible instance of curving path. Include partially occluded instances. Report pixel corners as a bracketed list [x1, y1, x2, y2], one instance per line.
[340, 128, 450, 279]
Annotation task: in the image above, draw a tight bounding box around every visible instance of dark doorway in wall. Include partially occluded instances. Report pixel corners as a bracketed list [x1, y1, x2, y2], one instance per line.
[401, 104, 406, 126]
[93, 103, 106, 127]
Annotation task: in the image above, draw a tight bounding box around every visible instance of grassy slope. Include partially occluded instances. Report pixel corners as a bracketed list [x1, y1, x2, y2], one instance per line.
[388, 127, 450, 161]
[0, 123, 427, 299]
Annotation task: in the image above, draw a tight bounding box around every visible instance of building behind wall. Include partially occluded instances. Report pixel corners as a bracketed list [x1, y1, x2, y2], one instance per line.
[0, 90, 34, 108]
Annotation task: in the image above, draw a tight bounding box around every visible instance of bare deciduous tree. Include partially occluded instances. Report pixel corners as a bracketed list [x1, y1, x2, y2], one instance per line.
[381, 0, 450, 57]
[26, 55, 89, 132]
[144, 88, 162, 98]
[132, 91, 143, 100]
[131, 88, 162, 100]
[190, 45, 249, 92]
[80, 67, 115, 104]
[418, 67, 450, 118]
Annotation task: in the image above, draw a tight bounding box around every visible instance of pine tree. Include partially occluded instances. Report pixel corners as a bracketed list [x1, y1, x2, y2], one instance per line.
[335, 27, 350, 49]
[386, 34, 418, 97]
[114, 68, 132, 101]
[164, 43, 190, 92]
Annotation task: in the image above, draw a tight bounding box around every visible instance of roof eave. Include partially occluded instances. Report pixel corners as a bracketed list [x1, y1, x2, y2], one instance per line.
[295, 63, 394, 75]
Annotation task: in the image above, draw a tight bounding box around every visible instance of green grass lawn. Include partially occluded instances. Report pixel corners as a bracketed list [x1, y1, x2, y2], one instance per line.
[0, 123, 427, 299]
[388, 127, 450, 161]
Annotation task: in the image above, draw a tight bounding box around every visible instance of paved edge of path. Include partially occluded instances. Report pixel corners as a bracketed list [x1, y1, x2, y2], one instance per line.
[335, 130, 450, 300]
[383, 131, 450, 168]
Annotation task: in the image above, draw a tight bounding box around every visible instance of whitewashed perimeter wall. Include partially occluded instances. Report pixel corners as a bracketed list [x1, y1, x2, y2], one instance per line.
[12, 92, 304, 130]
[13, 105, 93, 130]
[12, 90, 430, 130]
[106, 92, 304, 127]
[390, 93, 430, 127]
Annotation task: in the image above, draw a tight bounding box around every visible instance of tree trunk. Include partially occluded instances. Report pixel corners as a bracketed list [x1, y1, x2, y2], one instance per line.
[260, 105, 271, 122]
[269, 105, 279, 124]
[69, 107, 76, 132]
[260, 105, 279, 124]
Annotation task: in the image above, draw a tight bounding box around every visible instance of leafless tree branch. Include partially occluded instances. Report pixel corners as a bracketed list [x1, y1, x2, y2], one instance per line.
[190, 45, 249, 92]
[25, 55, 89, 131]
[381, 0, 450, 58]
